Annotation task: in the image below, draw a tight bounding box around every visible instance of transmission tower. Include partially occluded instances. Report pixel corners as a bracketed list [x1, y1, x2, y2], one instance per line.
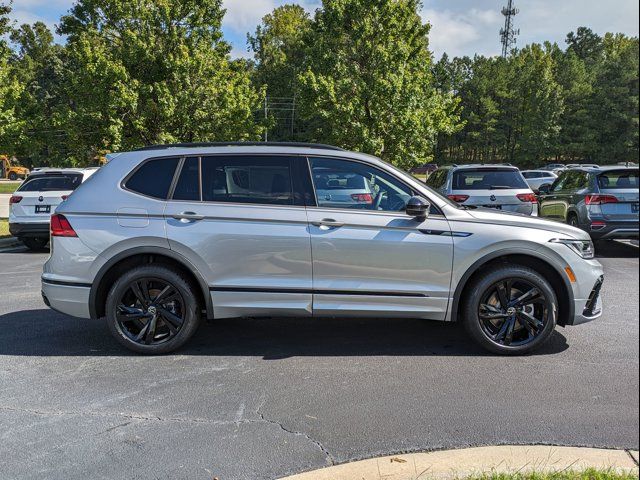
[500, 0, 519, 57]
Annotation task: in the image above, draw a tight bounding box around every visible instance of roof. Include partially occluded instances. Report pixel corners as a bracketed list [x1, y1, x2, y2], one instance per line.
[448, 164, 518, 170]
[28, 167, 97, 176]
[133, 142, 345, 152]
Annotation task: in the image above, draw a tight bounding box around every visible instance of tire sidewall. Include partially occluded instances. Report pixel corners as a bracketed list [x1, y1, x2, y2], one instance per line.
[105, 265, 200, 354]
[462, 266, 558, 355]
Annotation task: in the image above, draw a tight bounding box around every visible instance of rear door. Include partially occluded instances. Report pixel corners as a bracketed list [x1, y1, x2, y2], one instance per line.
[164, 154, 313, 319]
[596, 169, 640, 221]
[556, 170, 589, 221]
[305, 157, 454, 320]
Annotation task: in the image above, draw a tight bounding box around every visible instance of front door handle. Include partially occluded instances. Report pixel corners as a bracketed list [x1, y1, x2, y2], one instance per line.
[312, 218, 344, 228]
[172, 211, 204, 222]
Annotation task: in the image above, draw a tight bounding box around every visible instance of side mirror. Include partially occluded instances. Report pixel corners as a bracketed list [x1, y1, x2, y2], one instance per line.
[538, 184, 551, 195]
[406, 196, 430, 220]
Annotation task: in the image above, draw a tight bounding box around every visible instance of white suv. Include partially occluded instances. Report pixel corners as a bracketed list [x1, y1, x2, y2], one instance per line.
[9, 168, 98, 250]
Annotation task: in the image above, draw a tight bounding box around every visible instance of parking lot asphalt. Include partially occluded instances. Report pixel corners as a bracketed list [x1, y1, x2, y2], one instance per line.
[0, 241, 638, 480]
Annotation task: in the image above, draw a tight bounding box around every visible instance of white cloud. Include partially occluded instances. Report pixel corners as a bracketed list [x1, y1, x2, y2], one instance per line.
[421, 8, 502, 59]
[223, 0, 278, 33]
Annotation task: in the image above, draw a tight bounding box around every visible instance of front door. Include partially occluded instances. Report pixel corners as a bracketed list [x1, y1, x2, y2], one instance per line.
[164, 155, 313, 319]
[305, 157, 454, 320]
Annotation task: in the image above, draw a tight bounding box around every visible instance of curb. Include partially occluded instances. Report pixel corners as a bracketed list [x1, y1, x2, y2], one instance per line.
[279, 446, 640, 480]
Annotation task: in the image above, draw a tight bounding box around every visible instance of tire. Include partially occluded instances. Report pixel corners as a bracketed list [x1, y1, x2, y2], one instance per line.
[461, 265, 558, 355]
[105, 265, 201, 354]
[568, 214, 579, 228]
[22, 237, 49, 251]
[8, 172, 18, 181]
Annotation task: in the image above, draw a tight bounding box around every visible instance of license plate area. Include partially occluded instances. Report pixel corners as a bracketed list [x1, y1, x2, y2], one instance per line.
[483, 205, 502, 210]
[35, 205, 51, 214]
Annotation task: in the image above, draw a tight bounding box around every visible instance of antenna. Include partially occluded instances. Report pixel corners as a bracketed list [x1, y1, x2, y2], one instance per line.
[500, 0, 519, 57]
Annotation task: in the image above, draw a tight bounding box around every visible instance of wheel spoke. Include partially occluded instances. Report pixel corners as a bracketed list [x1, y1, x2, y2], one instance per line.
[154, 285, 176, 303]
[512, 288, 541, 307]
[517, 310, 544, 331]
[496, 281, 511, 309]
[157, 307, 184, 329]
[144, 315, 158, 345]
[140, 279, 152, 304]
[494, 317, 512, 342]
[117, 305, 147, 319]
[130, 282, 148, 307]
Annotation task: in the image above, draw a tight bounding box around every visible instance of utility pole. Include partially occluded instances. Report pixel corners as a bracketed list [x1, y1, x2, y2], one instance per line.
[500, 0, 519, 57]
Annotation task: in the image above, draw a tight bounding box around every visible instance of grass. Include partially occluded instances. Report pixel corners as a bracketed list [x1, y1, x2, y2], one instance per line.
[464, 469, 638, 480]
[0, 218, 10, 239]
[0, 181, 21, 194]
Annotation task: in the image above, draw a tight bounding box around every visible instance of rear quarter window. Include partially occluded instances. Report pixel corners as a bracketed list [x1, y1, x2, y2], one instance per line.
[125, 157, 180, 199]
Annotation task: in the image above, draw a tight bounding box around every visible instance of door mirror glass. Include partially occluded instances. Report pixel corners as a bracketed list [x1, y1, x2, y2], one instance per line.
[406, 196, 430, 220]
[538, 184, 552, 194]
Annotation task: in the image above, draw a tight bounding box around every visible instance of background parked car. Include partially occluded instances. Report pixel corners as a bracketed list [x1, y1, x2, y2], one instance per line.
[410, 162, 438, 177]
[538, 166, 639, 240]
[521, 170, 558, 193]
[425, 164, 538, 215]
[9, 167, 98, 250]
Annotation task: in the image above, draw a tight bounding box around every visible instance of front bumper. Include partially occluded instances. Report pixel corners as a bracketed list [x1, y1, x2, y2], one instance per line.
[568, 275, 604, 325]
[9, 222, 50, 238]
[41, 278, 91, 318]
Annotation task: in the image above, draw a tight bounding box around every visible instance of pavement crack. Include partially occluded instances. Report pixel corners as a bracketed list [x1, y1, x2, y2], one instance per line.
[626, 450, 639, 466]
[255, 400, 335, 466]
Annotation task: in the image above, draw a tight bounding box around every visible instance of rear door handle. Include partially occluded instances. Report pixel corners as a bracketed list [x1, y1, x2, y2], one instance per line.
[312, 218, 344, 228]
[172, 211, 204, 221]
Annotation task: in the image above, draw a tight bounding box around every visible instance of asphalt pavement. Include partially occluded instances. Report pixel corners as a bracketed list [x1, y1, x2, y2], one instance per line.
[0, 241, 638, 480]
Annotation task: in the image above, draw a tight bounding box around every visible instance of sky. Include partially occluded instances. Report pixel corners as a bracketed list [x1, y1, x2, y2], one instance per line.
[6, 0, 640, 59]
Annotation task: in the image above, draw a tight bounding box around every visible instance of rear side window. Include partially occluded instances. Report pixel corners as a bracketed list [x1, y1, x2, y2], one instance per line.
[201, 155, 294, 205]
[172, 157, 200, 201]
[18, 174, 83, 192]
[597, 170, 639, 189]
[125, 157, 179, 199]
[425, 168, 447, 189]
[452, 169, 528, 190]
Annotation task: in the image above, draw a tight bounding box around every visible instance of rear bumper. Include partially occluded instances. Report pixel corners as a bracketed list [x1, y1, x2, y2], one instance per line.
[9, 222, 49, 238]
[589, 222, 639, 240]
[41, 278, 91, 318]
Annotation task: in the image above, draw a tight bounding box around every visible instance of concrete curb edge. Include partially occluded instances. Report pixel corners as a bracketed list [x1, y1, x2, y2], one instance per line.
[279, 445, 640, 480]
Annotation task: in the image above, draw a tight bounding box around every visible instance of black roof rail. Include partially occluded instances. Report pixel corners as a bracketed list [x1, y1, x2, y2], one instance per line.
[133, 141, 345, 152]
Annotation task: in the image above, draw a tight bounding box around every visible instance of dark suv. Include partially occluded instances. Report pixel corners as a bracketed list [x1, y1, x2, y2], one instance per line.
[538, 166, 639, 240]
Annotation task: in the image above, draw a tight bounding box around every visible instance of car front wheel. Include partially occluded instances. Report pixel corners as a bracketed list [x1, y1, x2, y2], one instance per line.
[462, 265, 558, 355]
[105, 265, 201, 354]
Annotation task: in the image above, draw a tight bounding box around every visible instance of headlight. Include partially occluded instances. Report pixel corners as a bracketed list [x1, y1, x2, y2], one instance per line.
[550, 238, 595, 259]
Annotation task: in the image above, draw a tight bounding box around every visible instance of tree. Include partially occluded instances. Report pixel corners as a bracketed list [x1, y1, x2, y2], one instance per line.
[298, 0, 461, 169]
[0, 2, 23, 152]
[58, 0, 265, 164]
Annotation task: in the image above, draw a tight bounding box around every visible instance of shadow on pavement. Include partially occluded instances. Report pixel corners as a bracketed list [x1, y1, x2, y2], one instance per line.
[0, 309, 569, 358]
[595, 240, 639, 259]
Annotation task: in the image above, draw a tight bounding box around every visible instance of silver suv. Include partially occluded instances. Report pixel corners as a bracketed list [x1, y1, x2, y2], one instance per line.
[425, 165, 538, 215]
[42, 143, 604, 355]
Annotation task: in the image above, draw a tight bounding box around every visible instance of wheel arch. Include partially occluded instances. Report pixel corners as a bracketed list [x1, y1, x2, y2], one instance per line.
[89, 246, 213, 320]
[451, 250, 574, 327]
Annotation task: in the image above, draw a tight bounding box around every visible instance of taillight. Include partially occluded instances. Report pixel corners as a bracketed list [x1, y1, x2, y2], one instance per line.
[517, 193, 538, 203]
[351, 193, 373, 203]
[585, 195, 618, 205]
[447, 194, 469, 203]
[9, 195, 22, 204]
[61, 195, 69, 201]
[50, 214, 78, 237]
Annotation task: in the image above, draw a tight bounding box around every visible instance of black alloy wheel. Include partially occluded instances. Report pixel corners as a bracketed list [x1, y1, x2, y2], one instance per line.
[106, 265, 200, 354]
[462, 265, 557, 355]
[115, 277, 185, 346]
[478, 278, 548, 347]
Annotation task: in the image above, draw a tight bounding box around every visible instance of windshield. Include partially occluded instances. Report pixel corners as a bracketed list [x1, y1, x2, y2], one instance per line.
[18, 174, 83, 192]
[597, 170, 639, 189]
[452, 168, 528, 190]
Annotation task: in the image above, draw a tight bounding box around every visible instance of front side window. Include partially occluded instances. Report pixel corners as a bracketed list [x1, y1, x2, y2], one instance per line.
[18, 174, 83, 192]
[309, 157, 412, 212]
[125, 157, 180, 199]
[452, 168, 528, 190]
[201, 155, 294, 205]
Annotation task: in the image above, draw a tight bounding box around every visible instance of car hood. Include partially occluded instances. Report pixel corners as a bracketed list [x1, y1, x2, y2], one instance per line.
[464, 208, 590, 240]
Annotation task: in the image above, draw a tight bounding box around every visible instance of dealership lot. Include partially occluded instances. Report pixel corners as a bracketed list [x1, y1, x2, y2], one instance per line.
[0, 242, 638, 480]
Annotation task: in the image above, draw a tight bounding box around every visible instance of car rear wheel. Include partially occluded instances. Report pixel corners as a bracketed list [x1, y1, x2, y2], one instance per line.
[461, 265, 557, 355]
[105, 265, 200, 354]
[568, 214, 579, 228]
[22, 237, 49, 251]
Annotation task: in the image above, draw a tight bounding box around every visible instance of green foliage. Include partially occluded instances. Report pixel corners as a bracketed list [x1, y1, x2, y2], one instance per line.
[296, 0, 461, 169]
[464, 468, 638, 480]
